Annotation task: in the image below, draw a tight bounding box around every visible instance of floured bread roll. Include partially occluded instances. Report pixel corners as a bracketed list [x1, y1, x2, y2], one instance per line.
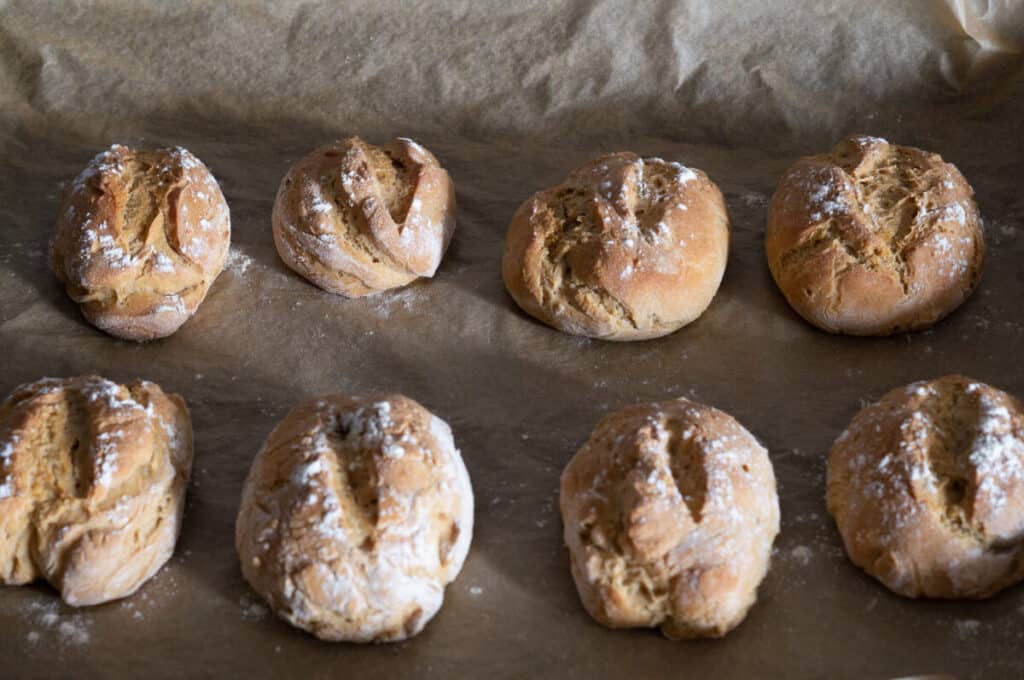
[235, 393, 473, 642]
[502, 152, 730, 341]
[272, 137, 456, 297]
[51, 144, 231, 341]
[766, 135, 984, 335]
[560, 398, 779, 638]
[827, 375, 1024, 598]
[0, 376, 193, 606]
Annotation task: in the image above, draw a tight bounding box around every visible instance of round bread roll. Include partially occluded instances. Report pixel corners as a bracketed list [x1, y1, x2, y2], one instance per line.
[827, 375, 1024, 598]
[502, 152, 730, 341]
[560, 398, 779, 638]
[0, 375, 193, 606]
[235, 393, 473, 642]
[766, 135, 984, 335]
[272, 136, 456, 297]
[51, 144, 231, 341]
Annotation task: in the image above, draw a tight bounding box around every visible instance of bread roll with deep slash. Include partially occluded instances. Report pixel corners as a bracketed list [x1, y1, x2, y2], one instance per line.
[560, 398, 779, 638]
[828, 375, 1024, 598]
[0, 376, 193, 606]
[272, 137, 456, 297]
[235, 393, 473, 642]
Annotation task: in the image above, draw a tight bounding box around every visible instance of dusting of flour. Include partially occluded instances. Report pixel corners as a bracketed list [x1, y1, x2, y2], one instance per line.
[239, 593, 269, 621]
[20, 600, 92, 647]
[225, 247, 255, 276]
[369, 286, 427, 319]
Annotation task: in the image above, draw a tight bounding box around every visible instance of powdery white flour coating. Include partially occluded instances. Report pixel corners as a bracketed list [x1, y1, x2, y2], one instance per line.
[235, 393, 474, 642]
[51, 144, 232, 341]
[766, 135, 984, 335]
[0, 376, 193, 606]
[502, 152, 730, 341]
[560, 398, 779, 638]
[272, 137, 456, 297]
[827, 375, 1024, 598]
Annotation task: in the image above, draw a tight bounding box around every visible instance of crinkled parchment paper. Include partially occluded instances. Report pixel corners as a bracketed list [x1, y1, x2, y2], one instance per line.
[0, 1, 1022, 677]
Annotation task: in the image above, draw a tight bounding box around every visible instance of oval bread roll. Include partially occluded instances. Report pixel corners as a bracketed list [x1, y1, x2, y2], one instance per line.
[560, 398, 779, 638]
[235, 393, 473, 642]
[51, 144, 231, 341]
[828, 375, 1024, 598]
[0, 376, 193, 606]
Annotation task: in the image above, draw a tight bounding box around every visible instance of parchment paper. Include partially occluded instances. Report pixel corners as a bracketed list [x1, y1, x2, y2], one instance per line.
[1, 1, 1023, 678]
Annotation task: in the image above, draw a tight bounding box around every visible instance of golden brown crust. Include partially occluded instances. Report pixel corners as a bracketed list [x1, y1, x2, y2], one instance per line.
[827, 375, 1024, 598]
[502, 152, 730, 341]
[51, 144, 231, 341]
[235, 393, 473, 642]
[766, 135, 984, 335]
[271, 137, 456, 297]
[560, 398, 779, 638]
[0, 375, 193, 606]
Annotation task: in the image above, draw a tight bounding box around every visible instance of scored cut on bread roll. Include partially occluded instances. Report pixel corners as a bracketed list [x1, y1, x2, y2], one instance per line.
[235, 392, 473, 642]
[766, 135, 984, 335]
[51, 144, 231, 341]
[502, 152, 730, 341]
[560, 398, 779, 638]
[827, 375, 1024, 598]
[0, 375, 193, 606]
[272, 136, 456, 297]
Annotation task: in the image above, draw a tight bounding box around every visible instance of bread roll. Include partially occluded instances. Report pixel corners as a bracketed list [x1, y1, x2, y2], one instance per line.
[766, 135, 984, 335]
[502, 152, 730, 341]
[51, 144, 231, 341]
[272, 137, 456, 297]
[827, 375, 1024, 598]
[560, 398, 779, 638]
[235, 393, 473, 642]
[0, 376, 193, 606]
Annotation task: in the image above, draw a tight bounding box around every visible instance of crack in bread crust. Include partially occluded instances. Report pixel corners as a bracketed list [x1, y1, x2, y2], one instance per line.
[535, 186, 641, 332]
[664, 416, 708, 523]
[322, 142, 415, 277]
